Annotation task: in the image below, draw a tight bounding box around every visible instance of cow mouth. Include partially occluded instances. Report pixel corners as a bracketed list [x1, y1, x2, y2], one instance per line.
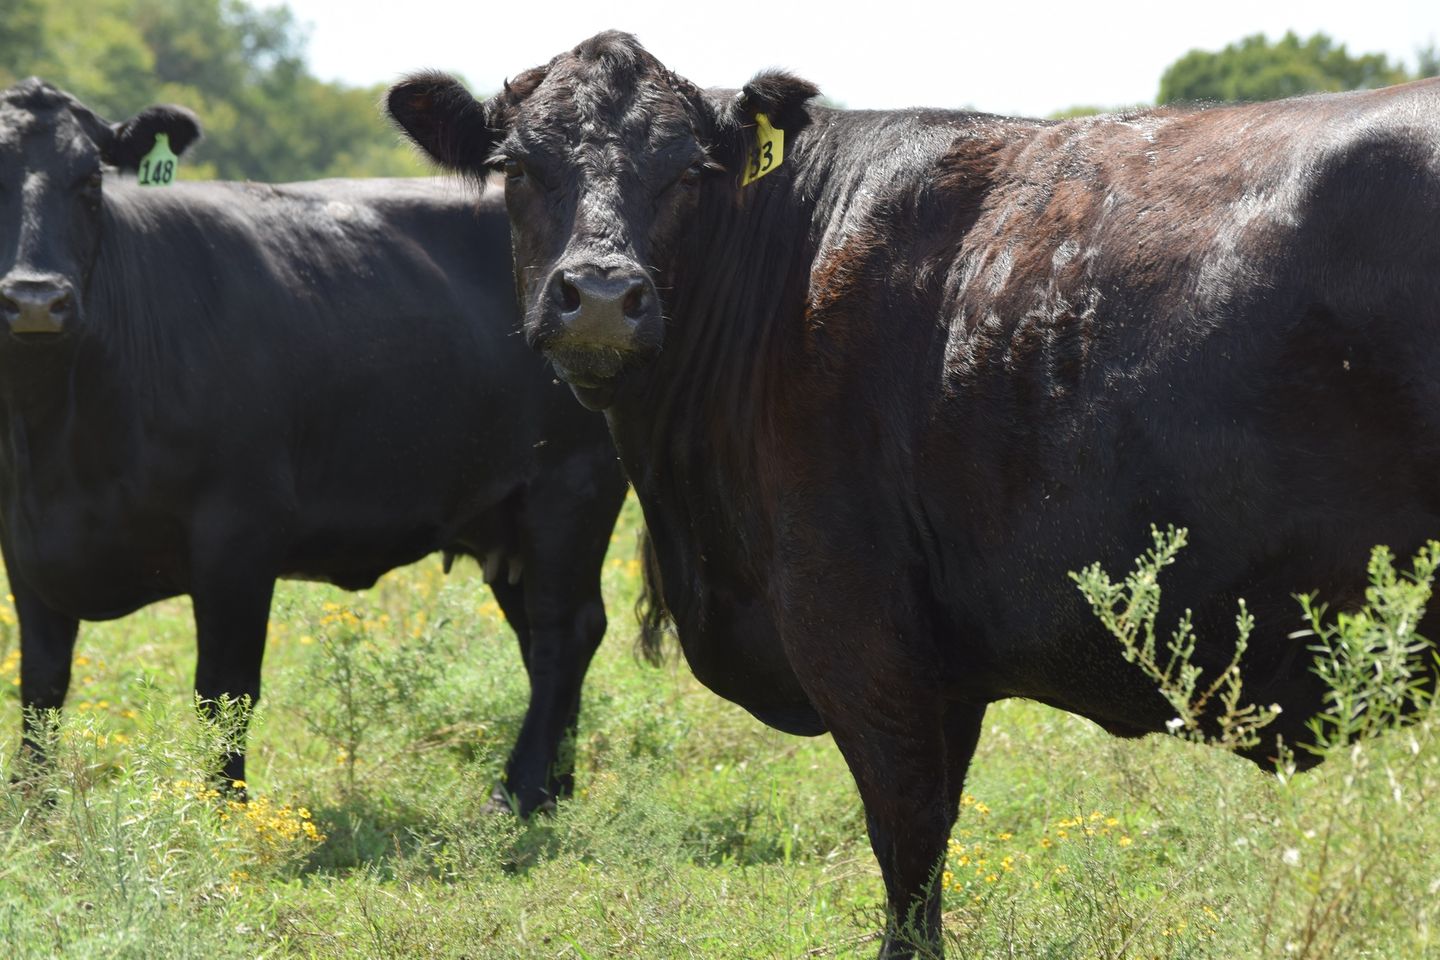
[9, 319, 67, 337]
[545, 344, 632, 409]
[548, 354, 623, 386]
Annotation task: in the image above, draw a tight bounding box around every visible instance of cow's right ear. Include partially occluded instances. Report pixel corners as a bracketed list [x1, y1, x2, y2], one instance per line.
[387, 72, 498, 174]
[104, 105, 202, 171]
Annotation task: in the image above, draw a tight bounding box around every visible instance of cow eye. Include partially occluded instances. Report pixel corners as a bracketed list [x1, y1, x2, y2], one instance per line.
[503, 159, 525, 181]
[75, 171, 103, 204]
[680, 163, 704, 187]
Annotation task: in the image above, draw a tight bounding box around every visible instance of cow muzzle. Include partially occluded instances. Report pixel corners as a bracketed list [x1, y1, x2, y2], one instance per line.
[1, 275, 75, 336]
[536, 264, 661, 405]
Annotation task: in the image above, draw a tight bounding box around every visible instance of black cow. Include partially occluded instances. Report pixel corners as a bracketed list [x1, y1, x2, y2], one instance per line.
[388, 32, 1440, 957]
[0, 78, 640, 817]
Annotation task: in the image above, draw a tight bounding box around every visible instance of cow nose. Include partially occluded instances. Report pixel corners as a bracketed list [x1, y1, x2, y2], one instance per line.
[1, 278, 75, 335]
[549, 269, 652, 345]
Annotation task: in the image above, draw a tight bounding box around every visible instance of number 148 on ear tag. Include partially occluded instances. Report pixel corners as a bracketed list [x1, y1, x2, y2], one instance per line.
[137, 133, 179, 187]
[741, 112, 784, 186]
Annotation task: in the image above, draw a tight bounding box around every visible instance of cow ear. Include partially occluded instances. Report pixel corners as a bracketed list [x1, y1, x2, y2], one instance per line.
[716, 70, 820, 175]
[105, 105, 202, 171]
[734, 71, 820, 131]
[387, 72, 498, 175]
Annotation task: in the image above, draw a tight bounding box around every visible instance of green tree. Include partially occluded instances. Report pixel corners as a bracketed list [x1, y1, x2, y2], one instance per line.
[1159, 31, 1410, 105]
[1048, 105, 1106, 120]
[4, 0, 424, 181]
[1046, 104, 1153, 120]
[1417, 42, 1440, 79]
[0, 0, 47, 85]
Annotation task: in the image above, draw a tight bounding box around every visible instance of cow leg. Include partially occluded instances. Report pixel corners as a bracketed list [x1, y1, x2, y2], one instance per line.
[942, 702, 987, 826]
[836, 709, 950, 959]
[498, 543, 610, 815]
[489, 577, 532, 664]
[484, 576, 535, 812]
[191, 561, 275, 793]
[499, 584, 606, 815]
[495, 473, 623, 817]
[13, 576, 80, 769]
[834, 701, 983, 960]
[781, 576, 976, 958]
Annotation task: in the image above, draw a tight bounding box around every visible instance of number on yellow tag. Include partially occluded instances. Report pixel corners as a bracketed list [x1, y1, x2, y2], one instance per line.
[740, 112, 784, 186]
[137, 133, 179, 187]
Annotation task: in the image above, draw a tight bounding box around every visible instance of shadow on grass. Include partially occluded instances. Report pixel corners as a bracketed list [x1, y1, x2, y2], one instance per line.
[303, 790, 444, 878]
[300, 778, 573, 883]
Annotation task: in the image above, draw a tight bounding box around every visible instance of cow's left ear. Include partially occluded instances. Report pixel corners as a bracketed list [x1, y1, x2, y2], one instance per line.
[734, 71, 820, 131]
[715, 70, 820, 175]
[105, 105, 203, 171]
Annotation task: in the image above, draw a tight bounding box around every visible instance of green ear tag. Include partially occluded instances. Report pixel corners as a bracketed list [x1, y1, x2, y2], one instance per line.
[740, 112, 784, 186]
[137, 133, 179, 187]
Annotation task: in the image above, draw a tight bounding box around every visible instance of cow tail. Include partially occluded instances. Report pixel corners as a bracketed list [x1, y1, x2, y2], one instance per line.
[635, 527, 672, 665]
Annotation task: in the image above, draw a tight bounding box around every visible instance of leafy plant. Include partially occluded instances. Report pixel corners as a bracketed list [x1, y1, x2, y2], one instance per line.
[1075, 531, 1440, 960]
[294, 601, 451, 795]
[1071, 525, 1282, 750]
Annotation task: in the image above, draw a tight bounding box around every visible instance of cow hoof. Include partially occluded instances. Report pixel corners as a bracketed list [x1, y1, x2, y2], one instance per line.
[483, 785, 558, 818]
[7, 769, 49, 799]
[481, 791, 516, 816]
[7, 763, 59, 808]
[212, 776, 249, 804]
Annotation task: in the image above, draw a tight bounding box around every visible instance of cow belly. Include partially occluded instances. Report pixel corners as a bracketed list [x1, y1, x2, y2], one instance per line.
[939, 494, 1440, 736]
[278, 545, 436, 592]
[9, 529, 183, 621]
[279, 532, 438, 591]
[277, 493, 522, 591]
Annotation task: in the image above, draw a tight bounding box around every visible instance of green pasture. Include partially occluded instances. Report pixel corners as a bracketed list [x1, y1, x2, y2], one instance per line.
[0, 497, 1435, 959]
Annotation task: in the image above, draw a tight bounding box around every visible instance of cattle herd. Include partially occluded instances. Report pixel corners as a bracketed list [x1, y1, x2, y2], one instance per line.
[2, 29, 1438, 958]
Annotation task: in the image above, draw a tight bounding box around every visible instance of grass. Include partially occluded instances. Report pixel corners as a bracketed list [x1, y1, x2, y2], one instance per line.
[0, 499, 1436, 958]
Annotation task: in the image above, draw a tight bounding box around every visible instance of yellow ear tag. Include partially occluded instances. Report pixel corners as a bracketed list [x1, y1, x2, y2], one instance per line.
[740, 112, 784, 186]
[137, 133, 178, 187]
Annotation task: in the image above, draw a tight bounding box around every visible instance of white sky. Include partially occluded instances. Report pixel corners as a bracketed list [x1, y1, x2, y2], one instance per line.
[283, 0, 1438, 117]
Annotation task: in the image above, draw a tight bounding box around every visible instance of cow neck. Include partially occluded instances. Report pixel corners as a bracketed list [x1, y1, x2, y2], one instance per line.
[0, 337, 128, 500]
[0, 193, 162, 475]
[602, 107, 1023, 633]
[84, 188, 197, 402]
[0, 331, 81, 410]
[606, 131, 841, 629]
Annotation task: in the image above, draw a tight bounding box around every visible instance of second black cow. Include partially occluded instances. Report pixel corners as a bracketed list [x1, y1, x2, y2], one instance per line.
[0, 78, 636, 815]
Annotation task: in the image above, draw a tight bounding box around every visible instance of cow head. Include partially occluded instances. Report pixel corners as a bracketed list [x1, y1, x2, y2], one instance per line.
[0, 79, 199, 338]
[387, 32, 817, 409]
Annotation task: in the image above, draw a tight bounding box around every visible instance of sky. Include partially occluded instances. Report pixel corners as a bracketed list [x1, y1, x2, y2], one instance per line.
[282, 0, 1438, 117]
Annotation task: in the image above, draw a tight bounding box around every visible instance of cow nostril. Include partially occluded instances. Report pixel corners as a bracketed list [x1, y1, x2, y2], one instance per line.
[556, 277, 581, 313]
[621, 284, 646, 320]
[51, 293, 73, 317]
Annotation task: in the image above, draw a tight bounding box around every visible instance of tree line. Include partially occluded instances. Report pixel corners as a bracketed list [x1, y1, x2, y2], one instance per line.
[1158, 31, 1436, 106]
[3, 2, 1436, 180]
[0, 0, 426, 180]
